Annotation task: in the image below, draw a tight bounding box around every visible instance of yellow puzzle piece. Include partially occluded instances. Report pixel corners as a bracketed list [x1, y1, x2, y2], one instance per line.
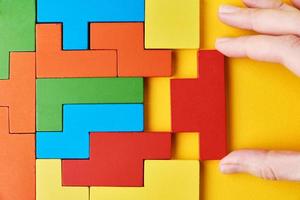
[145, 0, 200, 49]
[90, 160, 199, 200]
[36, 159, 89, 200]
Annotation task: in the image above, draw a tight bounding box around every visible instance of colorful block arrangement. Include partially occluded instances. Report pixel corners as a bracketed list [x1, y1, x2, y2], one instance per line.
[0, 0, 226, 200]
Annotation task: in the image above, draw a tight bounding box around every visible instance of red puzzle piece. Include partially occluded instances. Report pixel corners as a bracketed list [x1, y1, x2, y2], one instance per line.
[62, 132, 171, 186]
[171, 50, 227, 160]
[90, 23, 172, 77]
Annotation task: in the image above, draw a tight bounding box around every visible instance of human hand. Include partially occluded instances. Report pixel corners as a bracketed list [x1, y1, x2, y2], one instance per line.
[216, 0, 300, 181]
[216, 0, 300, 77]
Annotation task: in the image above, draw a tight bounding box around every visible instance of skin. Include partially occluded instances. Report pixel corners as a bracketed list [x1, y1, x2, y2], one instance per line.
[216, 0, 300, 181]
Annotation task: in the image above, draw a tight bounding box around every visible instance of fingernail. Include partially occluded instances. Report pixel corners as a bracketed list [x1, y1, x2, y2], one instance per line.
[220, 164, 240, 174]
[219, 5, 240, 14]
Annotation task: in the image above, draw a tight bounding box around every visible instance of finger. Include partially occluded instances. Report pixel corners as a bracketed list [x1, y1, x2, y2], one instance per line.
[243, 0, 297, 11]
[215, 35, 300, 77]
[220, 150, 300, 181]
[218, 5, 300, 36]
[292, 0, 300, 9]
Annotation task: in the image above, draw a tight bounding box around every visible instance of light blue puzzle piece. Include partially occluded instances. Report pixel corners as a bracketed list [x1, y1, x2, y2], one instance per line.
[37, 0, 144, 49]
[36, 104, 144, 159]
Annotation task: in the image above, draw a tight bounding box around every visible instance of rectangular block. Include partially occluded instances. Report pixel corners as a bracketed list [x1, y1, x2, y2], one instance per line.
[145, 0, 200, 49]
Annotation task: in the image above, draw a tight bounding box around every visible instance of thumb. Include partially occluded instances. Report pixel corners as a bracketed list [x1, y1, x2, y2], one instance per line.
[220, 150, 300, 181]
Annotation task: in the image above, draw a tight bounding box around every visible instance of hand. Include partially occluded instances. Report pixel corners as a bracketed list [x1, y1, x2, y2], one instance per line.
[216, 0, 300, 181]
[216, 0, 300, 77]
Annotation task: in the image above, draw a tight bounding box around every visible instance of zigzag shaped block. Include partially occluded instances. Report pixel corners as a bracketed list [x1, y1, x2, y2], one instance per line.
[90, 160, 199, 200]
[37, 0, 144, 49]
[36, 104, 144, 159]
[171, 50, 227, 160]
[0, 107, 35, 200]
[37, 78, 143, 131]
[36, 24, 117, 78]
[0, 52, 35, 134]
[37, 159, 88, 200]
[62, 132, 171, 187]
[90, 23, 172, 77]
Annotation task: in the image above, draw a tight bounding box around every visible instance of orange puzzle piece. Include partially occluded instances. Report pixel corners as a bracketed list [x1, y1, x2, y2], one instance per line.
[0, 107, 35, 200]
[0, 52, 35, 134]
[36, 24, 117, 78]
[91, 23, 172, 77]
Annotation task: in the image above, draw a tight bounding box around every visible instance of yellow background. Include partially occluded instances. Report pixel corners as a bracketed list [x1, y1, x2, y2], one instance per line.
[145, 0, 300, 199]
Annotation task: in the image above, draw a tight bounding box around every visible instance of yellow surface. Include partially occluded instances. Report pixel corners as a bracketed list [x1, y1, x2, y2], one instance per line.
[145, 0, 300, 199]
[145, 0, 200, 49]
[91, 160, 199, 200]
[202, 161, 300, 200]
[172, 133, 199, 160]
[36, 159, 88, 200]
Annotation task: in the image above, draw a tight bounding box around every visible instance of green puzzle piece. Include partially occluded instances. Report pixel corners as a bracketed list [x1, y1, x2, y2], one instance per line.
[37, 78, 144, 131]
[0, 0, 35, 79]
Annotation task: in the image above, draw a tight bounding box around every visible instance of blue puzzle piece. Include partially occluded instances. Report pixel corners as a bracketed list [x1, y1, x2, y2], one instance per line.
[37, 0, 144, 49]
[36, 104, 144, 159]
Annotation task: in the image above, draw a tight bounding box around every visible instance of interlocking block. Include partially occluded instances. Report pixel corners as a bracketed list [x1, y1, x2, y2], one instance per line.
[90, 160, 199, 200]
[62, 132, 171, 186]
[145, 0, 200, 49]
[0, 52, 35, 133]
[36, 24, 117, 78]
[37, 78, 143, 131]
[0, 107, 35, 200]
[91, 23, 172, 77]
[0, 0, 35, 79]
[36, 159, 88, 200]
[171, 50, 227, 160]
[37, 0, 144, 49]
[36, 104, 144, 159]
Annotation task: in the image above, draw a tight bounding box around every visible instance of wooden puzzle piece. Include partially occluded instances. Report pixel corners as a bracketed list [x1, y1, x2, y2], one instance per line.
[36, 24, 117, 78]
[90, 160, 199, 200]
[37, 0, 144, 49]
[62, 132, 171, 187]
[0, 107, 35, 200]
[171, 50, 227, 160]
[0, 0, 35, 79]
[37, 78, 143, 131]
[90, 23, 172, 77]
[36, 104, 144, 159]
[145, 0, 200, 49]
[0, 52, 35, 134]
[36, 159, 88, 200]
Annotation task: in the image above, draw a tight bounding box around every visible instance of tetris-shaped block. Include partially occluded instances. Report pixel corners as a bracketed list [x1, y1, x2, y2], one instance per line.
[0, 52, 35, 133]
[37, 0, 144, 49]
[36, 24, 117, 78]
[36, 104, 144, 159]
[0, 108, 35, 200]
[171, 50, 227, 160]
[90, 23, 172, 77]
[37, 78, 143, 131]
[90, 160, 199, 200]
[62, 132, 171, 187]
[0, 0, 35, 79]
[36, 159, 88, 200]
[145, 0, 200, 49]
